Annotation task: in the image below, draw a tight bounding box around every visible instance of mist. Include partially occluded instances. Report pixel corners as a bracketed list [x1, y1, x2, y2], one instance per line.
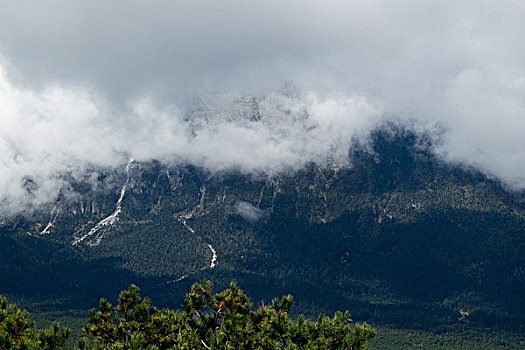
[235, 201, 269, 223]
[1, 0, 525, 214]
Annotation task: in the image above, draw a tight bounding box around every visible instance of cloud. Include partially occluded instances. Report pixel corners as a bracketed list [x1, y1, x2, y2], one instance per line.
[1, 0, 525, 214]
[0, 65, 381, 215]
[235, 201, 268, 223]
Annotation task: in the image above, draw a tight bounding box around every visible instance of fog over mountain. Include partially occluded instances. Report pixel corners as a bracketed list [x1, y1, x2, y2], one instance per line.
[1, 0, 525, 214]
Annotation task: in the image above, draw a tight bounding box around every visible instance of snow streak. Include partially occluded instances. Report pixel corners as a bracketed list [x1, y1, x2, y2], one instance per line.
[72, 159, 133, 246]
[40, 204, 59, 235]
[207, 244, 217, 268]
[168, 181, 218, 284]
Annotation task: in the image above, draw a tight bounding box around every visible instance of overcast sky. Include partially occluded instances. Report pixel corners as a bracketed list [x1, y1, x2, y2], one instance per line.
[1, 0, 525, 213]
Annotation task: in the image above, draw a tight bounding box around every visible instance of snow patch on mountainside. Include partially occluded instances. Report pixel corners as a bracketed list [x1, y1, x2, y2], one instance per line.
[72, 159, 133, 246]
[40, 204, 59, 235]
[207, 244, 217, 268]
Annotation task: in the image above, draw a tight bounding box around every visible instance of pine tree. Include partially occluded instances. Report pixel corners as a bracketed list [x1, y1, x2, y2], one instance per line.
[78, 282, 375, 349]
[0, 296, 70, 349]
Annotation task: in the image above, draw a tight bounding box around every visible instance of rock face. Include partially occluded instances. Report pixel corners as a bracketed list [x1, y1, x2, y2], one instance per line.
[0, 129, 524, 335]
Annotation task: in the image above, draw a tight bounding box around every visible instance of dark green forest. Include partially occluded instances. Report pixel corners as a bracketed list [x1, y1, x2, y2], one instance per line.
[0, 127, 524, 349]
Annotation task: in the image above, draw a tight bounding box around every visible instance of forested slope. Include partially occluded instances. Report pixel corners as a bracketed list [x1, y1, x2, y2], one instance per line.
[1, 127, 524, 348]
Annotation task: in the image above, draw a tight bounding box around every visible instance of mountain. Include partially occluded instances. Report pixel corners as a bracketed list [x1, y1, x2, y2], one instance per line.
[1, 126, 524, 348]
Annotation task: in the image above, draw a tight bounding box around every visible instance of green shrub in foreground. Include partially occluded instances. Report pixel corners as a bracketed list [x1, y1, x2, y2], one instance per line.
[79, 281, 375, 349]
[0, 296, 70, 349]
[2, 281, 375, 349]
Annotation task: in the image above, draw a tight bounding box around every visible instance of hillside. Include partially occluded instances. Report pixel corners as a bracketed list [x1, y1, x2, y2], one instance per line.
[1, 127, 524, 348]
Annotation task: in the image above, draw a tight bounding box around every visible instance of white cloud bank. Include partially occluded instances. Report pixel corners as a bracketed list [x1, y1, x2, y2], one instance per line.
[1, 0, 525, 213]
[0, 66, 381, 215]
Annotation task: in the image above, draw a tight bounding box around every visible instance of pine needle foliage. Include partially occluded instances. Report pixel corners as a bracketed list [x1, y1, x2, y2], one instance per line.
[0, 296, 70, 349]
[78, 281, 375, 349]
